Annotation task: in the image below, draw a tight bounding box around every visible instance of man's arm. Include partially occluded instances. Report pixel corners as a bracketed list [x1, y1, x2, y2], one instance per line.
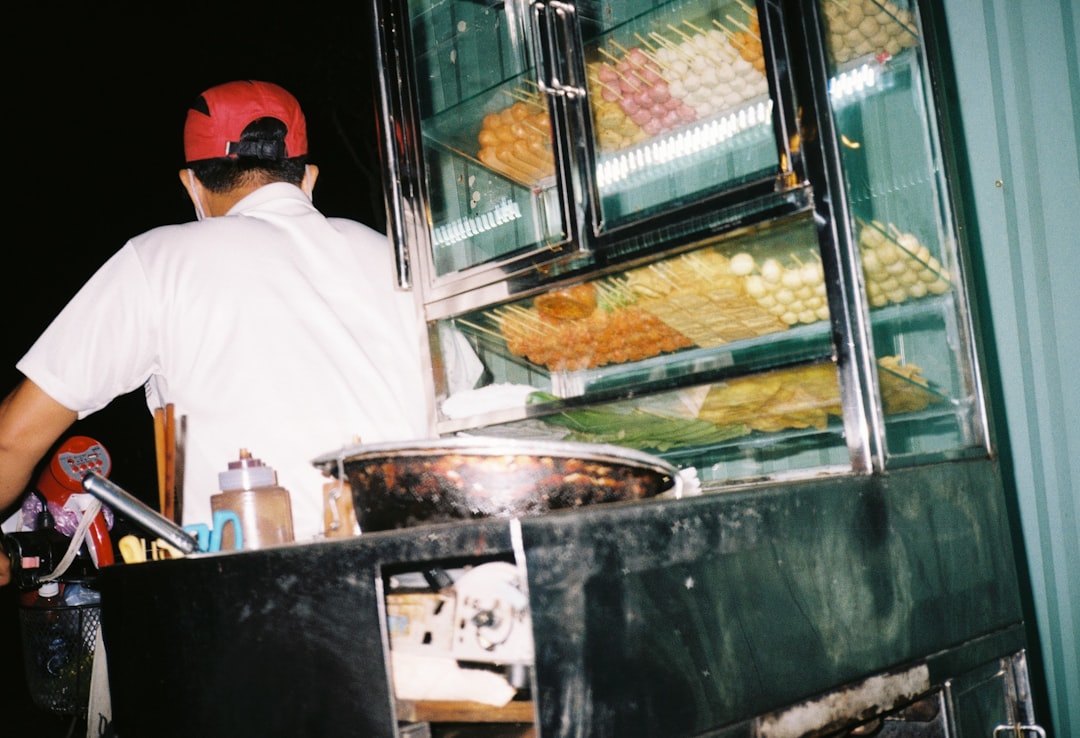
[0, 378, 77, 586]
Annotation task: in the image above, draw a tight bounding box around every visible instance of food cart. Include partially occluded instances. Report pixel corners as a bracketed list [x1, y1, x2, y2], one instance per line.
[95, 0, 1051, 735]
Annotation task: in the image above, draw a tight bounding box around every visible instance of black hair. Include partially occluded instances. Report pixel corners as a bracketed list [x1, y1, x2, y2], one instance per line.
[189, 117, 308, 193]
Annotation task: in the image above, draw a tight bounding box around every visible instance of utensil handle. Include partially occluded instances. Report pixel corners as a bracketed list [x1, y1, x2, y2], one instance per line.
[82, 472, 198, 554]
[163, 404, 176, 522]
[153, 407, 166, 513]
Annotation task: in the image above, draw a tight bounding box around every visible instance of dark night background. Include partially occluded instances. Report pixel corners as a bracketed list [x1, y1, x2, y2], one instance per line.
[2, 3, 386, 732]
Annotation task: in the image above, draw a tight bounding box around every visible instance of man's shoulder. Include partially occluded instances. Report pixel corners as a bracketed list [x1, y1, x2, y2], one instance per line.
[130, 218, 206, 244]
[325, 217, 391, 248]
[326, 216, 386, 237]
[125, 211, 391, 261]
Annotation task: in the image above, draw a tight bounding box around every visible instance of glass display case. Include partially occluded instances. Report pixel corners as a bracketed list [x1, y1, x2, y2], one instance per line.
[91, 6, 1043, 738]
[374, 0, 989, 489]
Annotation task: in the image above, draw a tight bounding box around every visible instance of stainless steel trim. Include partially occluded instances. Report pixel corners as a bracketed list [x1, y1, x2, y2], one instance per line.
[82, 472, 199, 554]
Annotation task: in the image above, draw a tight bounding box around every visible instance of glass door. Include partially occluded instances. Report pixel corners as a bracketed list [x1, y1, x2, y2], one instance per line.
[374, 0, 810, 303]
[567, 0, 798, 242]
[373, 0, 581, 302]
[808, 0, 991, 466]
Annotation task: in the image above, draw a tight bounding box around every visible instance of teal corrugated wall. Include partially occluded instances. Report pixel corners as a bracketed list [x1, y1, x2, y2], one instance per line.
[943, 1, 1079, 736]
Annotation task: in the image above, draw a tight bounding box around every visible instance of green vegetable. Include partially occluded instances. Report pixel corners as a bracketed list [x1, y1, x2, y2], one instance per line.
[528, 391, 748, 451]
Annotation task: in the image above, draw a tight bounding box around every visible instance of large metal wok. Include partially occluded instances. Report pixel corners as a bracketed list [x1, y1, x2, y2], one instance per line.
[312, 437, 682, 533]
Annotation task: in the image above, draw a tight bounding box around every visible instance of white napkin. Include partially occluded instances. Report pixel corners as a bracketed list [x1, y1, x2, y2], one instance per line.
[441, 384, 539, 419]
[391, 651, 517, 706]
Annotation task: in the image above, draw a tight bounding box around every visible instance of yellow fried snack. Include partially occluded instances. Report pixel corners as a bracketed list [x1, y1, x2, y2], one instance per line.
[698, 358, 941, 433]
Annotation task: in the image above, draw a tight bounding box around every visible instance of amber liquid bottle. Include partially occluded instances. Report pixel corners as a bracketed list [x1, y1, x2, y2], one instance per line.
[210, 449, 295, 550]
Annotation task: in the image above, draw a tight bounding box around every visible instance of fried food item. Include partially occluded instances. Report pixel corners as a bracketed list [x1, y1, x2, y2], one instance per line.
[698, 357, 941, 433]
[624, 250, 788, 346]
[699, 363, 839, 431]
[534, 283, 599, 320]
[494, 302, 693, 371]
[477, 101, 555, 184]
[878, 355, 938, 414]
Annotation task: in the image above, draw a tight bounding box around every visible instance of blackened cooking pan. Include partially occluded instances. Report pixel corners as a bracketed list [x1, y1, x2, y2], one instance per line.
[311, 437, 682, 533]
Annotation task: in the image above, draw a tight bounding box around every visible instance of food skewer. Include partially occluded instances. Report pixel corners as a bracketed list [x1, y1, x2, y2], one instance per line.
[596, 46, 623, 65]
[672, 20, 730, 68]
[719, 17, 764, 73]
[594, 278, 635, 308]
[502, 88, 544, 108]
[596, 47, 643, 89]
[604, 42, 658, 88]
[513, 87, 546, 106]
[650, 31, 695, 62]
[666, 22, 696, 43]
[513, 87, 545, 104]
[506, 303, 548, 323]
[633, 32, 658, 52]
[711, 18, 737, 40]
[521, 118, 550, 137]
[587, 72, 625, 100]
[455, 319, 506, 342]
[492, 309, 547, 337]
[647, 262, 682, 290]
[629, 34, 674, 72]
[726, 14, 761, 39]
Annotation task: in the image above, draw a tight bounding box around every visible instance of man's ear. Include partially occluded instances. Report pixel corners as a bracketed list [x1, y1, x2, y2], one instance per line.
[179, 168, 209, 220]
[178, 168, 199, 202]
[301, 164, 319, 199]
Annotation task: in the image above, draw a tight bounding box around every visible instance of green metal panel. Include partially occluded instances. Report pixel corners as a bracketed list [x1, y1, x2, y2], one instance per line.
[939, 1, 1080, 736]
[522, 459, 1025, 735]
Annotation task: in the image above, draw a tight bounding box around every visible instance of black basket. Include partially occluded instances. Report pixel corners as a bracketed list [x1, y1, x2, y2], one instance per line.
[18, 602, 100, 716]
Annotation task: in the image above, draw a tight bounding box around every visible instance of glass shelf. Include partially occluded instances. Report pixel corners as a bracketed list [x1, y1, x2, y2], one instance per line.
[389, 0, 986, 484]
[440, 208, 958, 437]
[451, 353, 950, 486]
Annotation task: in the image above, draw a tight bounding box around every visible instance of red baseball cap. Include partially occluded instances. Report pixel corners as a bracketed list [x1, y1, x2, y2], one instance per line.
[183, 80, 308, 164]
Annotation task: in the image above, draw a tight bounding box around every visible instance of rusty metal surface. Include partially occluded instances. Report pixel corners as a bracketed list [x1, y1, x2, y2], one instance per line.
[97, 458, 1025, 737]
[754, 664, 929, 738]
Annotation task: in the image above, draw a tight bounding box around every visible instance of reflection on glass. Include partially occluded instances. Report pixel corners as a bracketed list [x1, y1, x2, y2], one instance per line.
[822, 0, 984, 462]
[583, 0, 779, 225]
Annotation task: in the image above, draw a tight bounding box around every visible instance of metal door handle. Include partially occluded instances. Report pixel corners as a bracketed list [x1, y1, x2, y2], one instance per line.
[529, 0, 585, 99]
[993, 724, 1046, 738]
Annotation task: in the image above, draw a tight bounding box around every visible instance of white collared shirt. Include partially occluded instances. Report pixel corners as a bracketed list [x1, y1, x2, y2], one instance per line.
[19, 183, 431, 541]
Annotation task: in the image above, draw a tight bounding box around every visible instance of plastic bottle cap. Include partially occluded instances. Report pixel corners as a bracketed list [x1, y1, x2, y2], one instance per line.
[38, 582, 60, 598]
[218, 448, 278, 491]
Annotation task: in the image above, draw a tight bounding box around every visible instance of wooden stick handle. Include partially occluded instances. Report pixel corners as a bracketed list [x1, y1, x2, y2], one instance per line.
[154, 406, 166, 514]
[163, 403, 176, 523]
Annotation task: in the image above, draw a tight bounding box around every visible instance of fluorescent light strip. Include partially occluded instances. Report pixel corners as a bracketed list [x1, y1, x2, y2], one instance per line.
[433, 197, 523, 248]
[828, 63, 878, 102]
[596, 100, 774, 188]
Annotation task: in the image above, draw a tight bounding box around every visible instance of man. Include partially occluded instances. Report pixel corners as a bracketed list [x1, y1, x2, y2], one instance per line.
[0, 80, 431, 585]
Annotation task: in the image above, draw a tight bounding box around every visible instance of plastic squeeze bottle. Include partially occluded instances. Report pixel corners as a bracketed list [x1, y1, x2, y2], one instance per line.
[210, 449, 295, 550]
[26, 582, 72, 681]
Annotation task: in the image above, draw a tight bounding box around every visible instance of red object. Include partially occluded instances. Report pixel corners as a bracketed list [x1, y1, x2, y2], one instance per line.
[36, 436, 115, 568]
[183, 80, 308, 163]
